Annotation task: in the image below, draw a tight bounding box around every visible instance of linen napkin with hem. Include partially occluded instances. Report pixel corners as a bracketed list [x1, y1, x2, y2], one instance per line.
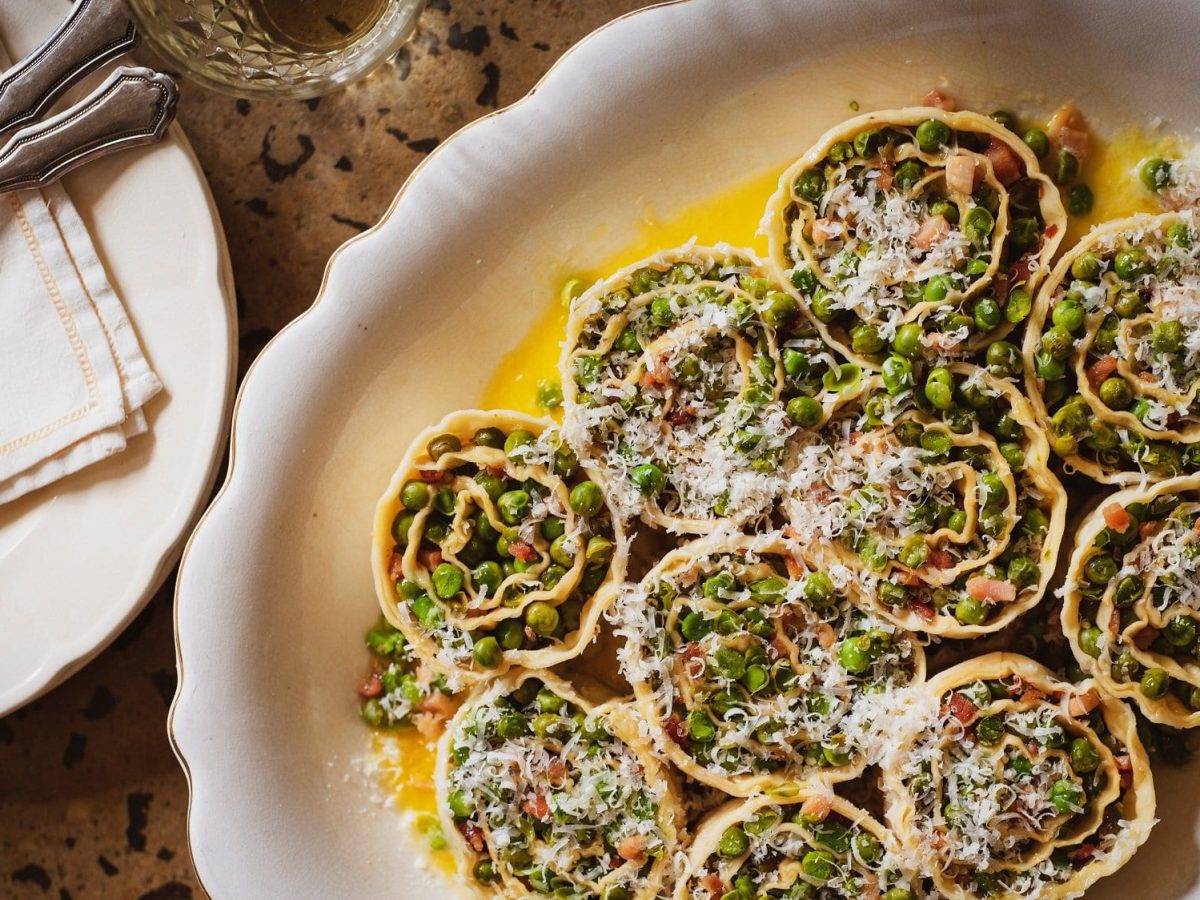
[0, 42, 162, 505]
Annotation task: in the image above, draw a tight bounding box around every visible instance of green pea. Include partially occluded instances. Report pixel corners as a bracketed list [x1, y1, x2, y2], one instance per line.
[474, 427, 506, 449]
[503, 429, 535, 458]
[742, 664, 770, 694]
[795, 169, 826, 202]
[712, 647, 746, 680]
[853, 129, 883, 157]
[899, 535, 929, 569]
[473, 859, 498, 883]
[920, 430, 953, 457]
[1099, 377, 1132, 409]
[893, 322, 924, 358]
[703, 571, 736, 600]
[955, 596, 989, 626]
[1055, 150, 1079, 185]
[763, 291, 800, 328]
[472, 561, 503, 596]
[497, 490, 532, 525]
[1114, 247, 1151, 281]
[525, 601, 560, 636]
[811, 288, 837, 322]
[1078, 625, 1102, 658]
[447, 787, 475, 818]
[1009, 217, 1040, 253]
[717, 825, 749, 859]
[1008, 555, 1039, 589]
[1152, 319, 1184, 353]
[432, 563, 464, 599]
[496, 618, 524, 651]
[427, 433, 462, 461]
[881, 355, 914, 396]
[1041, 325, 1075, 360]
[391, 510, 416, 545]
[973, 297, 1002, 332]
[983, 340, 1019, 377]
[360, 698, 385, 727]
[1036, 351, 1066, 381]
[680, 611, 709, 641]
[1169, 221, 1194, 247]
[1068, 184, 1094, 215]
[923, 273, 955, 303]
[749, 576, 787, 604]
[1049, 778, 1082, 814]
[886, 157, 921, 192]
[567, 480, 603, 516]
[1050, 299, 1085, 335]
[630, 463, 666, 496]
[1141, 667, 1170, 699]
[1139, 157, 1172, 192]
[401, 480, 430, 510]
[614, 327, 641, 354]
[964, 206, 995, 244]
[924, 367, 954, 410]
[1085, 554, 1117, 584]
[802, 850, 836, 882]
[883, 890, 915, 900]
[964, 256, 990, 277]
[472, 636, 502, 669]
[687, 710, 716, 743]
[782, 349, 810, 380]
[803, 572, 835, 606]
[947, 509, 968, 533]
[1166, 615, 1196, 648]
[600, 887, 629, 900]
[976, 715, 1004, 745]
[838, 636, 872, 674]
[1005, 286, 1032, 323]
[1070, 253, 1102, 283]
[916, 118, 951, 152]
[850, 321, 886, 355]
[787, 395, 823, 427]
[586, 536, 614, 567]
[1022, 128, 1050, 159]
[929, 197, 959, 223]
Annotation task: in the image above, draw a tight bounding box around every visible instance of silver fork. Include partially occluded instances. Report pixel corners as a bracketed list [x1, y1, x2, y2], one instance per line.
[0, 0, 178, 193]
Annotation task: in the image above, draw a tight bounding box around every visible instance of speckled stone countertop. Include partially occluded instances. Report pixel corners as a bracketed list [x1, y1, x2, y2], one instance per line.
[0, 2, 643, 895]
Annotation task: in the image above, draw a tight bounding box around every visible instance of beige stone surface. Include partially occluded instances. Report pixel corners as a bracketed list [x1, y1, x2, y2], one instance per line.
[0, 2, 643, 895]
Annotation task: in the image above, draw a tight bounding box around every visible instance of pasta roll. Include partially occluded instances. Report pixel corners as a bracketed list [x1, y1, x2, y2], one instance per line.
[765, 108, 1064, 367]
[678, 788, 923, 900]
[1063, 473, 1200, 727]
[1026, 210, 1200, 483]
[782, 364, 1066, 637]
[883, 653, 1155, 899]
[373, 411, 628, 684]
[560, 245, 842, 534]
[436, 669, 684, 899]
[614, 533, 924, 795]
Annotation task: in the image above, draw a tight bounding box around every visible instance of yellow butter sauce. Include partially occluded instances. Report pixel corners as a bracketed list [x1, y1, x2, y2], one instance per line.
[369, 730, 457, 875]
[1069, 126, 1181, 244]
[480, 168, 782, 414]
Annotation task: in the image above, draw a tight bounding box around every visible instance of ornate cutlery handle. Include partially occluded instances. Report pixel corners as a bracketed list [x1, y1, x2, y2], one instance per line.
[0, 66, 178, 193]
[0, 0, 138, 138]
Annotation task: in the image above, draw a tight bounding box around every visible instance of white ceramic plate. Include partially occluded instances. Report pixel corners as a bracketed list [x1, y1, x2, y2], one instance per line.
[0, 1, 236, 715]
[172, 0, 1200, 896]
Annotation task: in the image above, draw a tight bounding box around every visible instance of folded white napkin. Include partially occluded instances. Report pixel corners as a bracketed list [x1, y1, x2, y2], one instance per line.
[0, 45, 161, 505]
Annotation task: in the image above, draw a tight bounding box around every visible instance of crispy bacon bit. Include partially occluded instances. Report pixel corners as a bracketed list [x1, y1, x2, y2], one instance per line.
[942, 691, 978, 726]
[1140, 520, 1159, 539]
[875, 160, 895, 192]
[1021, 687, 1047, 704]
[985, 137, 1022, 186]
[1065, 690, 1100, 717]
[928, 548, 954, 569]
[359, 669, 384, 698]
[702, 873, 725, 895]
[1071, 844, 1098, 865]
[546, 757, 568, 784]
[967, 576, 1018, 605]
[1046, 222, 1059, 238]
[1107, 607, 1121, 637]
[639, 356, 672, 390]
[616, 833, 647, 861]
[913, 214, 950, 251]
[784, 555, 806, 579]
[781, 525, 800, 541]
[668, 405, 697, 427]
[1103, 503, 1132, 533]
[509, 540, 539, 563]
[911, 601, 936, 623]
[485, 464, 507, 477]
[665, 713, 688, 746]
[945, 155, 977, 195]
[417, 547, 443, 570]
[522, 793, 551, 821]
[923, 88, 956, 111]
[682, 642, 706, 680]
[418, 690, 456, 722]
[1086, 356, 1119, 389]
[387, 552, 405, 582]
[417, 469, 445, 483]
[457, 819, 485, 853]
[800, 794, 833, 823]
[1047, 104, 1091, 164]
[1133, 627, 1160, 650]
[815, 623, 837, 650]
[863, 874, 881, 900]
